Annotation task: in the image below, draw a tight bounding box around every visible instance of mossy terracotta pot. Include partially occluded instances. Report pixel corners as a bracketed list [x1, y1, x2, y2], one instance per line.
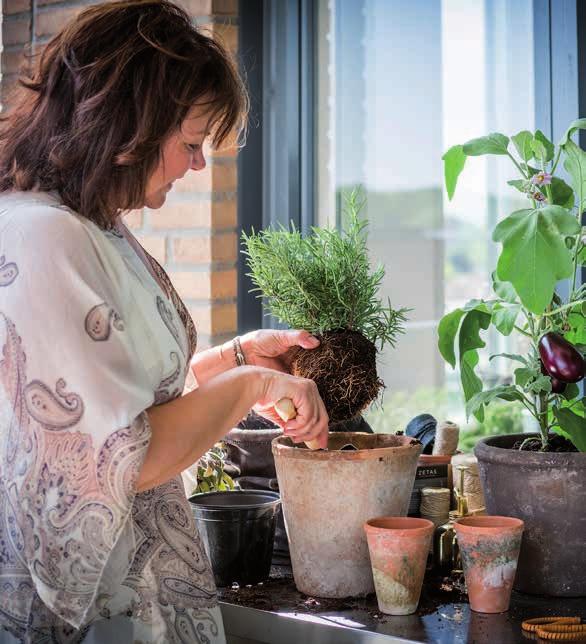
[364, 517, 434, 615]
[454, 515, 524, 614]
[273, 433, 422, 598]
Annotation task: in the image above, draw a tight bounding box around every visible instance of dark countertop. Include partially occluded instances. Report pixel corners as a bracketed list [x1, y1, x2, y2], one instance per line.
[218, 566, 586, 644]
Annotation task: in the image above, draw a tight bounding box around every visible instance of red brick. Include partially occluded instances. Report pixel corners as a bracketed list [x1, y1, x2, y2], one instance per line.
[168, 268, 236, 300]
[173, 161, 237, 193]
[135, 234, 166, 265]
[3, 16, 31, 46]
[36, 6, 82, 39]
[3, 0, 29, 16]
[189, 302, 236, 336]
[149, 198, 236, 230]
[172, 232, 236, 264]
[1, 48, 31, 76]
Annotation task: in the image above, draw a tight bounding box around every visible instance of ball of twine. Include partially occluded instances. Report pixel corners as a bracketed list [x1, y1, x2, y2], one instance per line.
[420, 487, 451, 528]
[432, 420, 460, 456]
[451, 453, 485, 512]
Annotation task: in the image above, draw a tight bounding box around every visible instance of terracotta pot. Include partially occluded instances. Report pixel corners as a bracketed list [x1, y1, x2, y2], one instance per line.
[364, 517, 434, 615]
[272, 432, 422, 598]
[475, 433, 586, 596]
[454, 515, 524, 613]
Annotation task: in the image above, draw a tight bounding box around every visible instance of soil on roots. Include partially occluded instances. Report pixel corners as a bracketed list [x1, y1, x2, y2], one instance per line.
[289, 329, 383, 424]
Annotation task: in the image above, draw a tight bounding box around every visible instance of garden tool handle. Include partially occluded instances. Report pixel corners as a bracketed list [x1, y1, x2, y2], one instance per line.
[274, 397, 321, 450]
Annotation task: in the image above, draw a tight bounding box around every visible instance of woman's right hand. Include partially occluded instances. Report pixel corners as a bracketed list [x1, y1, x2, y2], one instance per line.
[254, 370, 329, 448]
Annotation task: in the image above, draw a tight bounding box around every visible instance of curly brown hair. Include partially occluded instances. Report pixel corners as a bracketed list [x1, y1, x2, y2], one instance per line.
[0, 0, 248, 228]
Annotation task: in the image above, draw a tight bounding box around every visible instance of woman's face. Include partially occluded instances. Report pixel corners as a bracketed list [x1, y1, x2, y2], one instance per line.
[143, 104, 210, 209]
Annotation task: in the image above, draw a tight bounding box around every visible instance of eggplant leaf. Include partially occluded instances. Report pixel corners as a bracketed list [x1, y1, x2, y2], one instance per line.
[492, 302, 521, 336]
[465, 385, 523, 420]
[437, 308, 466, 369]
[491, 271, 518, 303]
[554, 407, 586, 452]
[493, 206, 580, 314]
[511, 130, 534, 162]
[531, 130, 554, 162]
[463, 133, 510, 156]
[562, 383, 580, 401]
[559, 118, 586, 146]
[563, 140, 586, 212]
[443, 145, 467, 201]
[550, 177, 575, 209]
[489, 352, 529, 366]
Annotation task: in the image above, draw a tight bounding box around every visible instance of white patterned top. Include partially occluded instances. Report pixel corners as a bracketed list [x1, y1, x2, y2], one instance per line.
[0, 191, 225, 643]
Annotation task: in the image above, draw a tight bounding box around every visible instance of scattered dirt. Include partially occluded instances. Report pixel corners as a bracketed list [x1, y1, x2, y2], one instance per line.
[218, 567, 468, 623]
[289, 329, 383, 423]
[512, 434, 578, 453]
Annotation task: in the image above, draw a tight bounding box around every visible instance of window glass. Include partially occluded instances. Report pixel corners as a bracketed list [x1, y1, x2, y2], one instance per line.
[315, 0, 535, 432]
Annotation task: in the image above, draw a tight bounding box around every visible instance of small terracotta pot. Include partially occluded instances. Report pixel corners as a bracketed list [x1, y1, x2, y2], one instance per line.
[364, 517, 434, 615]
[454, 516, 524, 613]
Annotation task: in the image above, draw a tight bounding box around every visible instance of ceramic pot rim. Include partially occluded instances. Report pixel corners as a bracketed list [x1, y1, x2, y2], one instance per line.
[454, 515, 524, 533]
[364, 516, 434, 536]
[272, 432, 422, 461]
[475, 433, 586, 467]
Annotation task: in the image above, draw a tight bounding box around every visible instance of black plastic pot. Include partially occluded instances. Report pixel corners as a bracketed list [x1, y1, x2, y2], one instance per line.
[189, 490, 281, 587]
[475, 433, 586, 596]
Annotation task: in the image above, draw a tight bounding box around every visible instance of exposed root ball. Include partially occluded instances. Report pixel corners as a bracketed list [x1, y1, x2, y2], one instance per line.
[290, 329, 383, 424]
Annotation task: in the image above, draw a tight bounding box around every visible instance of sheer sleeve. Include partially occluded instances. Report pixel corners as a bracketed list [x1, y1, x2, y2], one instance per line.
[0, 202, 154, 628]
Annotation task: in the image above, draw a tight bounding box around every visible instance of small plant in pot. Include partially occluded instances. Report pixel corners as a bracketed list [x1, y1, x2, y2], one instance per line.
[242, 190, 409, 427]
[241, 192, 422, 599]
[440, 121, 586, 596]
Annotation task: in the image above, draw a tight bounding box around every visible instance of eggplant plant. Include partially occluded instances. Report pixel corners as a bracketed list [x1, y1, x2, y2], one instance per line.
[439, 121, 586, 451]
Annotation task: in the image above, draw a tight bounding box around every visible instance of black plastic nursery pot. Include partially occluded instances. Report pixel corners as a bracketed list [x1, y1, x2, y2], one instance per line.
[475, 433, 586, 597]
[189, 490, 281, 587]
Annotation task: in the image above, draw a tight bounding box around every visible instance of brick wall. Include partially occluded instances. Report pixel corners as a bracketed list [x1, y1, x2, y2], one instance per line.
[1, 0, 240, 351]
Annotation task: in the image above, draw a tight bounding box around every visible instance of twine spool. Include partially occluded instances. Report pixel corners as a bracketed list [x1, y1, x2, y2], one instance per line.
[451, 453, 485, 512]
[420, 487, 451, 528]
[432, 420, 460, 456]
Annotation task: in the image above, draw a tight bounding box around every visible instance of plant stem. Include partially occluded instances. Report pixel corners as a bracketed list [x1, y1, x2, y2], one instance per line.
[514, 324, 532, 337]
[507, 152, 528, 179]
[541, 298, 586, 317]
[536, 392, 549, 448]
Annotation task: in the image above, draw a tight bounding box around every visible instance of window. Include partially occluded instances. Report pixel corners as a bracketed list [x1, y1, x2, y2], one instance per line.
[315, 0, 536, 428]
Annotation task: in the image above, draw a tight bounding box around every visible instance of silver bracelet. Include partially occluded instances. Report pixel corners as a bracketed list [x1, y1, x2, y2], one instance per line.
[232, 336, 246, 366]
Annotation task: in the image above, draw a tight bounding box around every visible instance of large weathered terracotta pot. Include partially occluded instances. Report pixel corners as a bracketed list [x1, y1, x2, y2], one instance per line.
[475, 433, 586, 596]
[272, 433, 422, 598]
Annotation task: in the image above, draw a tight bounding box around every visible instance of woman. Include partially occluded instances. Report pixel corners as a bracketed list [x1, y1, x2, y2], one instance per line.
[0, 2, 329, 642]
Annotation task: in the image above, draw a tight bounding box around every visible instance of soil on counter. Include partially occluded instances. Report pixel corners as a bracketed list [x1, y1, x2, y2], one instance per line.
[512, 434, 578, 452]
[217, 567, 467, 622]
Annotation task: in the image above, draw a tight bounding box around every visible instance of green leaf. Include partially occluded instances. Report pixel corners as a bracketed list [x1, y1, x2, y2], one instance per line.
[559, 118, 586, 146]
[489, 352, 529, 366]
[514, 367, 534, 388]
[566, 307, 586, 345]
[461, 352, 484, 422]
[526, 374, 552, 394]
[443, 145, 467, 201]
[465, 385, 523, 419]
[458, 308, 491, 420]
[493, 206, 580, 313]
[492, 302, 521, 336]
[549, 177, 575, 209]
[463, 133, 510, 156]
[563, 140, 586, 212]
[491, 271, 518, 303]
[562, 382, 580, 401]
[554, 407, 586, 452]
[507, 179, 527, 194]
[531, 130, 554, 162]
[438, 308, 465, 369]
[511, 130, 534, 162]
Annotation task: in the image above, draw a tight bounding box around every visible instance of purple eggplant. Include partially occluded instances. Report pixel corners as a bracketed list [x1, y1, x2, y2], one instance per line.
[538, 332, 585, 383]
[540, 361, 567, 394]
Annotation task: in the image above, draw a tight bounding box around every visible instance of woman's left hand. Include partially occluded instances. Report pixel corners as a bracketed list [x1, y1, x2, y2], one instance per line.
[239, 329, 320, 373]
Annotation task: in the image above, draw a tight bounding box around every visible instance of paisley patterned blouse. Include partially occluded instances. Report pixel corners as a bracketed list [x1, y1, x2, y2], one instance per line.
[0, 191, 225, 643]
